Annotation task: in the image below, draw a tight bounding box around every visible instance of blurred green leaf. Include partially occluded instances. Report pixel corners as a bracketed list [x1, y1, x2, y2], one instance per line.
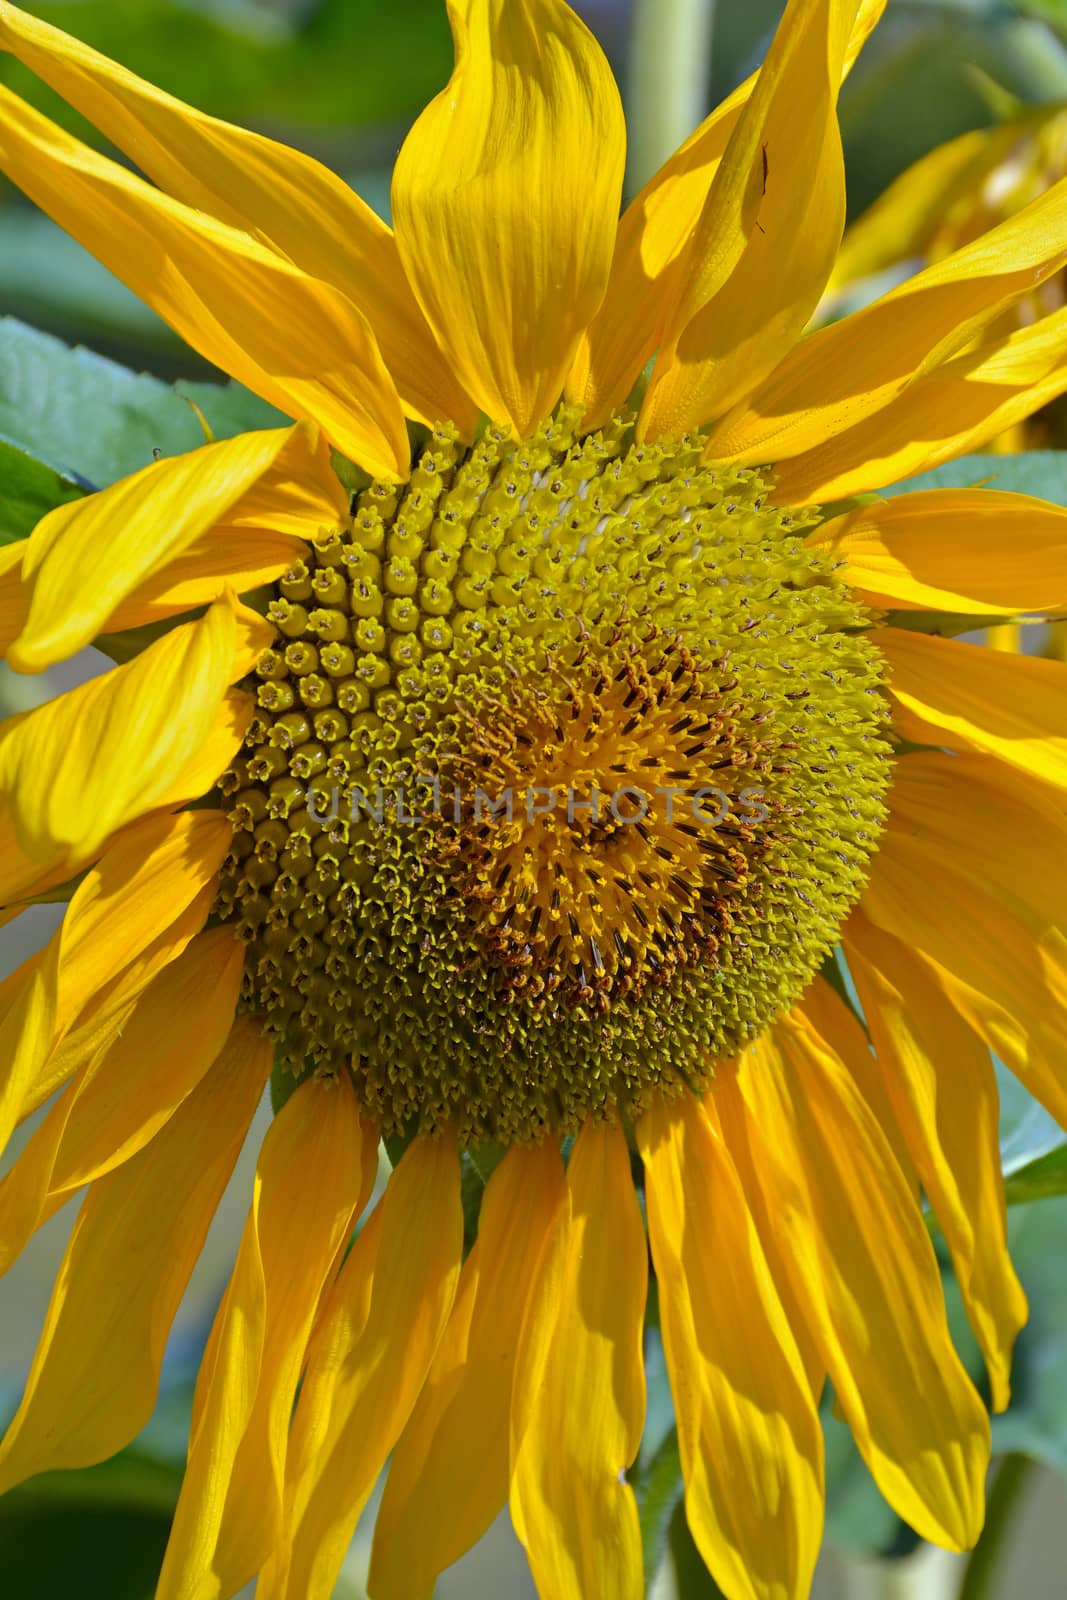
[0, 214, 185, 366]
[1003, 1146, 1067, 1205]
[997, 1060, 1066, 1176]
[996, 1059, 1067, 1207]
[0, 438, 85, 545]
[0, 1448, 180, 1599]
[1, 0, 451, 137]
[888, 450, 1067, 504]
[990, 1196, 1067, 1473]
[840, 4, 1067, 213]
[634, 1426, 684, 1586]
[0, 316, 286, 494]
[667, 1497, 726, 1598]
[630, 1307, 685, 1586]
[822, 1399, 922, 1560]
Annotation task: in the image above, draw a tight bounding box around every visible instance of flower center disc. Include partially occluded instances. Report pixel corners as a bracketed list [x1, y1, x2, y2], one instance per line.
[216, 408, 891, 1143]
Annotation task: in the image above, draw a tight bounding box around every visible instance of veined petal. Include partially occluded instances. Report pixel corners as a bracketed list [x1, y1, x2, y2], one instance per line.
[862, 751, 1067, 1129]
[0, 86, 410, 479]
[230, 596, 276, 680]
[151, 689, 254, 816]
[369, 1140, 567, 1600]
[879, 628, 1067, 793]
[0, 934, 58, 1164]
[0, 593, 237, 869]
[392, 0, 625, 437]
[157, 1072, 367, 1600]
[20, 880, 218, 1126]
[0, 1, 478, 434]
[0, 925, 245, 1276]
[844, 909, 1026, 1412]
[638, 1092, 823, 1600]
[50, 806, 231, 1047]
[10, 422, 332, 671]
[570, 0, 885, 426]
[511, 1124, 646, 1600]
[721, 1014, 989, 1550]
[0, 808, 86, 911]
[707, 174, 1067, 465]
[101, 532, 310, 635]
[640, 0, 861, 440]
[809, 488, 1067, 613]
[263, 1133, 463, 1600]
[770, 304, 1067, 503]
[0, 1015, 269, 1493]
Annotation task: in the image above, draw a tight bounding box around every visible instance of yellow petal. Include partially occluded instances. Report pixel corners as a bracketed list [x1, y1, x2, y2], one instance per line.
[721, 1010, 989, 1550]
[879, 627, 1067, 793]
[0, 86, 410, 479]
[769, 303, 1067, 503]
[151, 688, 255, 815]
[708, 174, 1067, 466]
[0, 0, 478, 434]
[510, 1125, 646, 1600]
[641, 0, 861, 441]
[0, 1015, 269, 1492]
[391, 0, 625, 437]
[862, 751, 1067, 1129]
[809, 487, 1067, 613]
[0, 593, 238, 870]
[0, 933, 58, 1165]
[369, 1140, 567, 1600]
[51, 806, 231, 1045]
[0, 803, 88, 909]
[10, 422, 328, 671]
[0, 923, 245, 1276]
[637, 1092, 824, 1600]
[0, 542, 28, 659]
[101, 532, 309, 635]
[844, 908, 1027, 1412]
[19, 878, 219, 1127]
[570, 0, 885, 427]
[264, 1132, 463, 1600]
[157, 1072, 368, 1600]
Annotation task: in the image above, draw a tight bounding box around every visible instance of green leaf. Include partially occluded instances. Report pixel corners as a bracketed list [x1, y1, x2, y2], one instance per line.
[634, 1427, 685, 1586]
[1003, 1146, 1067, 1206]
[0, 316, 286, 494]
[0, 437, 85, 546]
[0, 1448, 181, 1599]
[631, 1313, 685, 1586]
[888, 450, 1067, 505]
[996, 1059, 1067, 1208]
[822, 1398, 921, 1560]
[667, 1497, 726, 1598]
[2, 0, 452, 138]
[998, 1060, 1065, 1175]
[990, 1195, 1067, 1473]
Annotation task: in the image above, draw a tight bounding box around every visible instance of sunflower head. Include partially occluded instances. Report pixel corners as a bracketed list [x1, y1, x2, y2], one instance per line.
[217, 405, 892, 1142]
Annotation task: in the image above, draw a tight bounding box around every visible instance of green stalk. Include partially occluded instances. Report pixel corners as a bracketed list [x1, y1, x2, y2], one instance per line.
[625, 0, 716, 198]
[958, 1454, 1032, 1600]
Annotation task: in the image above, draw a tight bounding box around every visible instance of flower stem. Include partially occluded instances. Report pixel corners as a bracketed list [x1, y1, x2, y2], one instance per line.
[958, 1454, 1032, 1600]
[625, 0, 716, 197]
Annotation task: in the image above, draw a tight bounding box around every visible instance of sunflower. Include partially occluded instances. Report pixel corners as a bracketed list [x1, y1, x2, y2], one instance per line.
[0, 1, 1066, 1597]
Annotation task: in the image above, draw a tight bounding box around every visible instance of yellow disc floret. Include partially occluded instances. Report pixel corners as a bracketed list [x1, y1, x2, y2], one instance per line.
[215, 406, 891, 1143]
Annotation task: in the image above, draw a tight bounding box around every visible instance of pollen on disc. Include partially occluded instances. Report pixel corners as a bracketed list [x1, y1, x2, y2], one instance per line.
[215, 406, 892, 1144]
